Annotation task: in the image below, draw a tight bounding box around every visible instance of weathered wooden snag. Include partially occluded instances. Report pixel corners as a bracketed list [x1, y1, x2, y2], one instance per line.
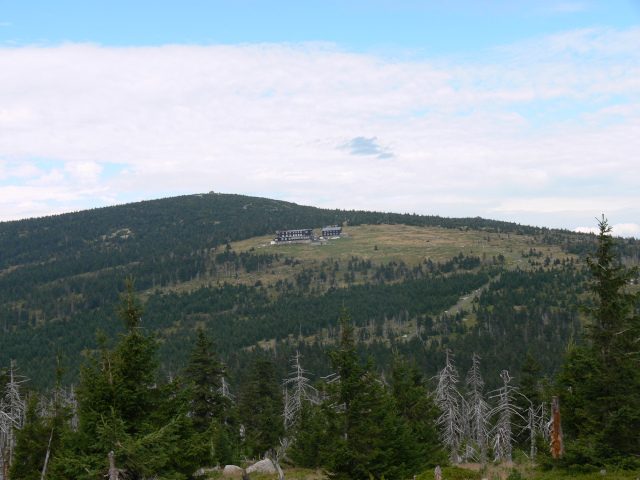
[550, 396, 565, 459]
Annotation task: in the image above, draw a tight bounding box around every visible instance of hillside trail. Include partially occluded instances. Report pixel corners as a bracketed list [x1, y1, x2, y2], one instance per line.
[442, 249, 525, 317]
[400, 249, 525, 343]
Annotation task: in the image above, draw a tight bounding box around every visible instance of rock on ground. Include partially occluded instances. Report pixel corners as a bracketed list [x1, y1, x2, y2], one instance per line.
[222, 465, 243, 475]
[246, 459, 276, 474]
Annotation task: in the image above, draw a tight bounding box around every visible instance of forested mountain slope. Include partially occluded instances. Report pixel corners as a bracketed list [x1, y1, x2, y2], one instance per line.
[0, 193, 638, 388]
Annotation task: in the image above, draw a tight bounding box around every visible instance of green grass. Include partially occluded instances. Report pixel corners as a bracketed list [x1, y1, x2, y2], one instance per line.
[414, 464, 640, 480]
[147, 223, 580, 299]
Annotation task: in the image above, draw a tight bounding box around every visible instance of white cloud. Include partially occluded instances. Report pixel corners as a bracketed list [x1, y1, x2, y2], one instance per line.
[0, 27, 638, 227]
[574, 223, 640, 238]
[611, 223, 640, 237]
[574, 226, 599, 234]
[490, 197, 640, 215]
[0, 108, 32, 123]
[64, 161, 103, 185]
[7, 162, 44, 179]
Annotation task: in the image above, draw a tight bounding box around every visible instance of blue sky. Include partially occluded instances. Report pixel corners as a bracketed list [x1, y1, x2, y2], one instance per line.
[1, 1, 640, 235]
[3, 1, 639, 52]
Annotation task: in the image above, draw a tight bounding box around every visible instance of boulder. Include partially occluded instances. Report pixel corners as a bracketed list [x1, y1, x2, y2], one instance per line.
[246, 459, 276, 474]
[222, 465, 243, 475]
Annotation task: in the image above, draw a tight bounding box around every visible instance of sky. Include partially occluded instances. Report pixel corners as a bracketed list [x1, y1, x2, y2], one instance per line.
[1, 1, 640, 236]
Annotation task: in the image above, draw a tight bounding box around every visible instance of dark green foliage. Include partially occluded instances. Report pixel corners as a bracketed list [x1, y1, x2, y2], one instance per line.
[75, 281, 158, 437]
[10, 354, 72, 480]
[208, 419, 235, 467]
[288, 400, 327, 468]
[9, 395, 51, 480]
[320, 309, 423, 480]
[183, 329, 237, 466]
[238, 359, 284, 458]
[390, 351, 448, 468]
[518, 352, 542, 405]
[184, 328, 230, 431]
[416, 466, 483, 480]
[514, 352, 543, 445]
[506, 468, 525, 480]
[0, 192, 604, 387]
[557, 217, 640, 466]
[50, 281, 209, 479]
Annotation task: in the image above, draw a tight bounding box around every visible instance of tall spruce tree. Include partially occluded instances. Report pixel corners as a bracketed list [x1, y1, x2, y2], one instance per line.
[184, 328, 231, 431]
[321, 309, 422, 480]
[10, 354, 71, 480]
[50, 280, 209, 479]
[288, 400, 326, 469]
[558, 217, 640, 466]
[8, 395, 49, 480]
[390, 350, 447, 468]
[238, 359, 284, 458]
[515, 352, 542, 446]
[184, 328, 236, 466]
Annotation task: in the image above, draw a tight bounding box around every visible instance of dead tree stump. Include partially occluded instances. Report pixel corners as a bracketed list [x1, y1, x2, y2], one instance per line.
[550, 396, 565, 459]
[434, 465, 442, 480]
[107, 451, 127, 480]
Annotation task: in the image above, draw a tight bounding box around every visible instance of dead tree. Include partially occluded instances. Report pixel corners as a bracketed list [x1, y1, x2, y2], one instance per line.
[459, 398, 475, 463]
[550, 396, 565, 459]
[271, 436, 290, 480]
[218, 376, 235, 403]
[434, 465, 442, 480]
[107, 451, 128, 480]
[40, 428, 54, 480]
[434, 350, 462, 463]
[465, 353, 489, 468]
[523, 401, 541, 461]
[283, 352, 319, 431]
[538, 400, 550, 441]
[0, 362, 27, 469]
[63, 385, 79, 431]
[488, 370, 523, 463]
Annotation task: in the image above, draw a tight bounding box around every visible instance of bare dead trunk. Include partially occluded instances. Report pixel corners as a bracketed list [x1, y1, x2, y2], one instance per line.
[108, 451, 119, 480]
[550, 396, 565, 459]
[40, 428, 54, 480]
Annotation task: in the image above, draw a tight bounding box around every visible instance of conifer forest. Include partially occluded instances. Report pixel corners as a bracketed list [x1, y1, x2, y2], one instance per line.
[0, 194, 639, 479]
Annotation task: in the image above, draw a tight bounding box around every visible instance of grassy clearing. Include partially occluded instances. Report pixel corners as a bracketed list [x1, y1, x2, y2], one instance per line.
[219, 224, 579, 292]
[210, 467, 322, 479]
[137, 224, 584, 342]
[417, 463, 640, 480]
[137, 224, 582, 300]
[206, 463, 640, 480]
[231, 224, 572, 268]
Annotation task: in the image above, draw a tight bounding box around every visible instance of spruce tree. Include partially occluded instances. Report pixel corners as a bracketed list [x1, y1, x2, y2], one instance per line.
[518, 353, 542, 406]
[321, 309, 422, 480]
[514, 352, 542, 447]
[50, 280, 209, 479]
[184, 328, 237, 466]
[184, 328, 231, 431]
[10, 354, 71, 480]
[558, 217, 640, 465]
[390, 350, 447, 468]
[288, 401, 326, 469]
[238, 359, 284, 458]
[8, 395, 49, 480]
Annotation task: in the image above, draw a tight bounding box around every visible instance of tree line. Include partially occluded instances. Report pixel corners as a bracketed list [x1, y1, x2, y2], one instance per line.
[1, 217, 638, 479]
